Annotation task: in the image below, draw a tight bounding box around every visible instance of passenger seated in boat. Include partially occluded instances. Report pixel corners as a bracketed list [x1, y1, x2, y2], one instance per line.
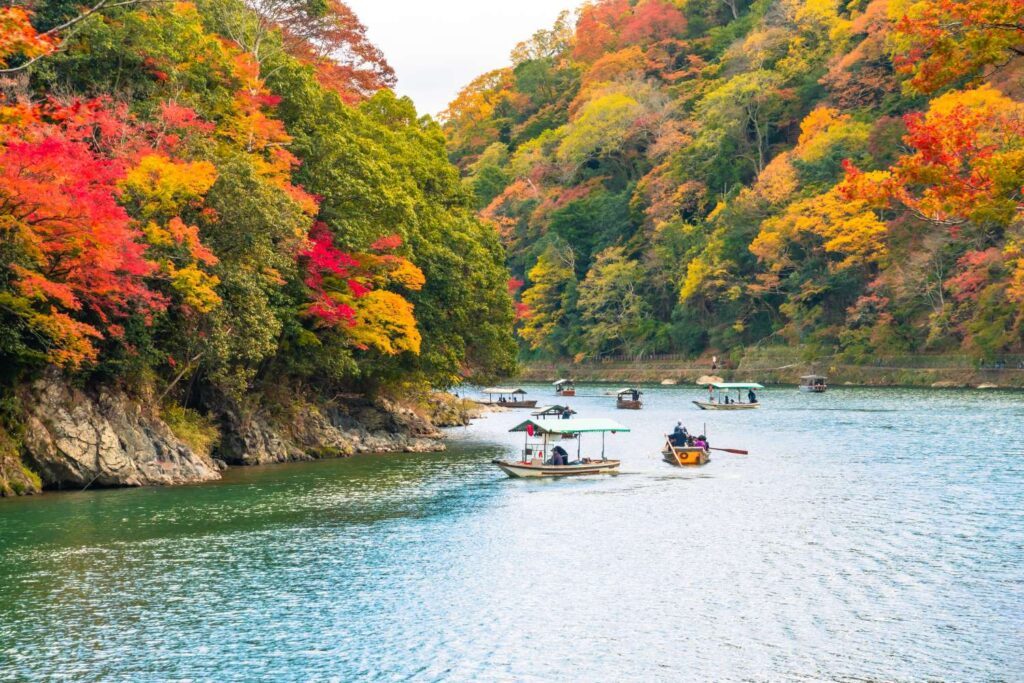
[694, 435, 708, 450]
[550, 445, 569, 465]
[748, 389, 757, 403]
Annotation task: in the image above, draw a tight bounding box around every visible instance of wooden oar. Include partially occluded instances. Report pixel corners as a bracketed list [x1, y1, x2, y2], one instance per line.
[710, 447, 749, 455]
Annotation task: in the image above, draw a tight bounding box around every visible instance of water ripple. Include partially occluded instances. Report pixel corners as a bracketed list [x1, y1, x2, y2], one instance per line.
[0, 385, 1022, 681]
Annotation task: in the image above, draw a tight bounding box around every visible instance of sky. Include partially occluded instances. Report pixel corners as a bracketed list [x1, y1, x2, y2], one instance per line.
[346, 0, 578, 117]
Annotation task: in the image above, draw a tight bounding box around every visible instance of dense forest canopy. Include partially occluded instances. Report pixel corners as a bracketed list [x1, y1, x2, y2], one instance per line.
[444, 0, 1024, 363]
[0, 0, 517, 404]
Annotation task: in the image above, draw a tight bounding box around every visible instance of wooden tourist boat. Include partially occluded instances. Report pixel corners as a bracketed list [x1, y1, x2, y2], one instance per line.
[693, 382, 764, 410]
[799, 375, 828, 393]
[662, 439, 710, 466]
[493, 418, 629, 478]
[553, 379, 576, 397]
[480, 387, 538, 409]
[531, 405, 577, 419]
[615, 387, 643, 410]
[531, 405, 579, 437]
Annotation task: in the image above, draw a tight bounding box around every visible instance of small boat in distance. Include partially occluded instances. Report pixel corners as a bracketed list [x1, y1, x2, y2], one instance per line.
[553, 379, 576, 396]
[662, 439, 710, 466]
[616, 388, 643, 410]
[493, 418, 629, 478]
[530, 405, 576, 419]
[693, 382, 764, 410]
[480, 387, 538, 409]
[799, 375, 828, 393]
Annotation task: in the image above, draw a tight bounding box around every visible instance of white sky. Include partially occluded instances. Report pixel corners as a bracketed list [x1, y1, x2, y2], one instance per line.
[346, 0, 578, 117]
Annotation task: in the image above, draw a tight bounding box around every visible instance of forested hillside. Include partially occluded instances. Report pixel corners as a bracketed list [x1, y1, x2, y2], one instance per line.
[444, 0, 1024, 362]
[0, 0, 518, 492]
[0, 0, 516, 390]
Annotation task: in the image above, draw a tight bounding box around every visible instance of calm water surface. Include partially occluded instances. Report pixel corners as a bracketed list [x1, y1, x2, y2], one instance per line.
[1, 385, 1022, 681]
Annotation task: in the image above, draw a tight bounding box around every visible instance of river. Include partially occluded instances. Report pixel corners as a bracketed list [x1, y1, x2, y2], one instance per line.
[1, 384, 1021, 681]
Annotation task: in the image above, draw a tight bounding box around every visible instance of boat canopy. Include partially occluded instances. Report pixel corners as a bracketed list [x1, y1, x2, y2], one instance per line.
[553, 379, 574, 387]
[531, 405, 575, 417]
[710, 382, 764, 390]
[482, 387, 527, 395]
[800, 375, 827, 381]
[615, 387, 641, 396]
[509, 418, 630, 435]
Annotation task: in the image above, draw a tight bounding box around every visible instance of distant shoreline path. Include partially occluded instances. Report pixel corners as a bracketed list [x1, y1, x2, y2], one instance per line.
[518, 352, 1024, 389]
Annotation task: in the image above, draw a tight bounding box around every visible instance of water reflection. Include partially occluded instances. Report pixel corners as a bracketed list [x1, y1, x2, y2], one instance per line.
[1, 385, 1022, 681]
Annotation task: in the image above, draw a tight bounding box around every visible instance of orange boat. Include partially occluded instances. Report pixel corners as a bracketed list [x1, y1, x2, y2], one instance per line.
[662, 438, 710, 466]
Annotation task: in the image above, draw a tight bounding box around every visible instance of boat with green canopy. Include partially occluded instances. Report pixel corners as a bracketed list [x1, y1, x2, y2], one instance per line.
[493, 418, 630, 477]
[693, 382, 764, 410]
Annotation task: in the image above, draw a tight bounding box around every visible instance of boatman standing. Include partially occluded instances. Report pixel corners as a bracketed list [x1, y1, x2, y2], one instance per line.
[671, 422, 688, 446]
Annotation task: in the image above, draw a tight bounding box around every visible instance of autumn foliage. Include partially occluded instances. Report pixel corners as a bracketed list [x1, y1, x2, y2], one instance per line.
[0, 2, 516, 392]
[1, 101, 163, 365]
[447, 0, 1024, 360]
[0, 6, 53, 67]
[890, 0, 1024, 94]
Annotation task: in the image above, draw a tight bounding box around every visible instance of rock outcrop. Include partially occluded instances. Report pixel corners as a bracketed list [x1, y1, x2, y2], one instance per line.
[10, 375, 455, 493]
[425, 392, 474, 427]
[214, 394, 444, 467]
[19, 375, 221, 489]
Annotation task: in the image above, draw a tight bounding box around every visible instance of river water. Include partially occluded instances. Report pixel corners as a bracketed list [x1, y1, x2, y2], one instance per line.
[1, 384, 1021, 681]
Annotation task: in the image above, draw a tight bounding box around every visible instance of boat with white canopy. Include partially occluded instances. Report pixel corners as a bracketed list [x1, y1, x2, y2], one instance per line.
[479, 387, 537, 409]
[693, 382, 764, 410]
[553, 379, 576, 396]
[799, 375, 828, 393]
[493, 418, 629, 477]
[615, 387, 643, 410]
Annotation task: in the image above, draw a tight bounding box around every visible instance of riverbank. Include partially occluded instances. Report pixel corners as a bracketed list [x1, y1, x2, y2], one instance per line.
[518, 348, 1024, 389]
[0, 373, 489, 497]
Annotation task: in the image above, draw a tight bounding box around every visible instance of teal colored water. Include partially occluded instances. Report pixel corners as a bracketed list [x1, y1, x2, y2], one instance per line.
[1, 385, 1022, 681]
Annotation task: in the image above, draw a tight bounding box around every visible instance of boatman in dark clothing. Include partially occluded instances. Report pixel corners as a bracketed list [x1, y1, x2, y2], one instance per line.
[671, 422, 688, 446]
[551, 445, 569, 465]
[561, 406, 572, 420]
[747, 389, 757, 404]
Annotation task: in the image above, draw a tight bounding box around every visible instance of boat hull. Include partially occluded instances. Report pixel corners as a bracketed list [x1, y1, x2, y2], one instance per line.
[492, 459, 621, 478]
[692, 400, 759, 410]
[799, 385, 827, 393]
[662, 443, 710, 466]
[616, 400, 643, 410]
[497, 400, 538, 408]
[556, 389, 576, 397]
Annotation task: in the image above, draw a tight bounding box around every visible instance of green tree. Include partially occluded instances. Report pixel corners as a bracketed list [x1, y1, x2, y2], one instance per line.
[519, 245, 578, 355]
[577, 246, 653, 357]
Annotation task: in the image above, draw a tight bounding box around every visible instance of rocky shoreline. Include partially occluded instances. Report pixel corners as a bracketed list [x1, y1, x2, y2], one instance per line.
[0, 374, 491, 497]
